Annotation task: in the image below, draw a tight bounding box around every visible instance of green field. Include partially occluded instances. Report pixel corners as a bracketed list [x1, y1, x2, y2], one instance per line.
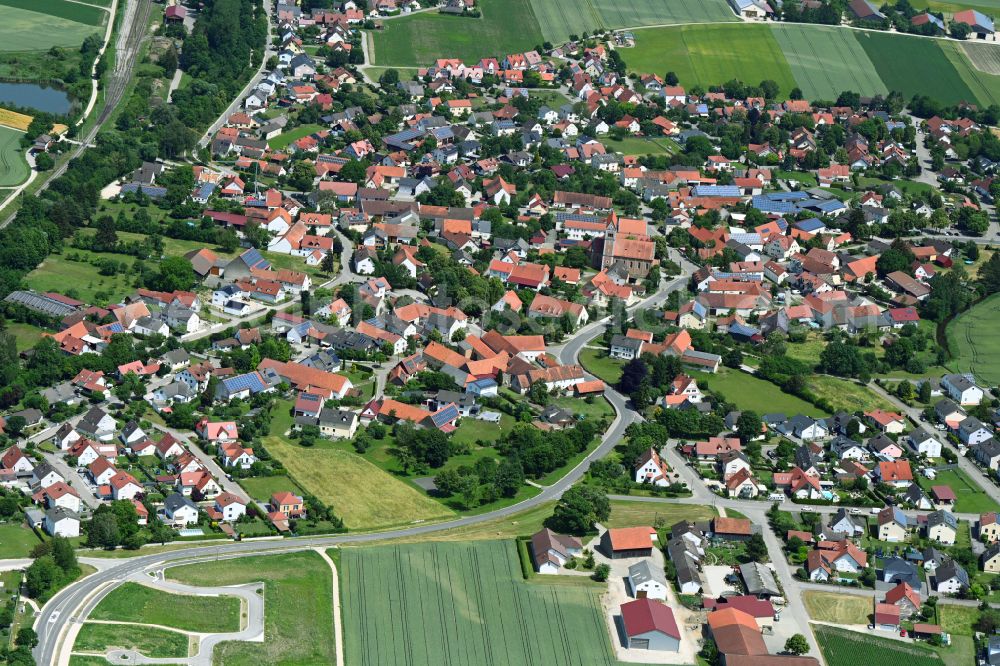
[530, 0, 736, 44]
[74, 623, 191, 659]
[941, 40, 1000, 107]
[0, 6, 101, 52]
[342, 541, 619, 666]
[264, 435, 454, 529]
[623, 24, 797, 96]
[25, 248, 138, 305]
[168, 551, 335, 665]
[918, 468, 999, 514]
[771, 25, 888, 100]
[370, 0, 544, 66]
[89, 582, 242, 633]
[695, 368, 829, 417]
[0, 0, 106, 25]
[0, 126, 29, 187]
[815, 625, 944, 666]
[947, 292, 1000, 384]
[857, 31, 977, 106]
[0, 523, 42, 558]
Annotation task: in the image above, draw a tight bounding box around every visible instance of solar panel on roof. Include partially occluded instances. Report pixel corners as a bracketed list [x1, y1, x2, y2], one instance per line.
[431, 404, 459, 427]
[241, 248, 271, 270]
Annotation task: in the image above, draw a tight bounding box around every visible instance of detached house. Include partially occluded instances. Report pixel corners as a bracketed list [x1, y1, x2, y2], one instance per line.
[634, 448, 670, 486]
[530, 528, 583, 574]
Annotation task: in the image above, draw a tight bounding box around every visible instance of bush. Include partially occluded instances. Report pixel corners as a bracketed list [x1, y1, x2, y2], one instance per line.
[592, 563, 610, 582]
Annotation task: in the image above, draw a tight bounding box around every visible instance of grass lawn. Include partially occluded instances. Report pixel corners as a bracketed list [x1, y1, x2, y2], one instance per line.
[267, 123, 326, 151]
[623, 24, 797, 97]
[771, 24, 887, 100]
[450, 413, 516, 447]
[578, 346, 623, 385]
[0, 126, 29, 187]
[238, 474, 305, 502]
[605, 500, 715, 529]
[341, 540, 618, 666]
[89, 582, 241, 633]
[551, 395, 613, 421]
[946, 292, 1000, 385]
[370, 0, 544, 67]
[68, 657, 111, 666]
[74, 623, 190, 659]
[695, 368, 829, 417]
[25, 249, 137, 304]
[805, 375, 897, 413]
[776, 170, 818, 187]
[604, 135, 679, 156]
[264, 435, 454, 529]
[814, 625, 944, 666]
[0, 523, 42, 558]
[803, 591, 872, 625]
[5, 322, 46, 351]
[360, 501, 558, 546]
[938, 603, 980, 636]
[917, 468, 999, 514]
[168, 551, 334, 666]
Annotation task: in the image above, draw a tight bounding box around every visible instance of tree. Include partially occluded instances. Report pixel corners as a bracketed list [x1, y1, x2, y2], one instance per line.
[94, 215, 119, 251]
[379, 68, 400, 86]
[918, 380, 932, 403]
[3, 415, 26, 439]
[784, 634, 809, 656]
[592, 563, 610, 582]
[50, 536, 77, 573]
[547, 486, 610, 535]
[321, 250, 337, 274]
[15, 627, 38, 648]
[981, 253, 1000, 294]
[25, 556, 59, 599]
[736, 411, 762, 444]
[87, 510, 121, 549]
[745, 532, 768, 562]
[152, 256, 196, 292]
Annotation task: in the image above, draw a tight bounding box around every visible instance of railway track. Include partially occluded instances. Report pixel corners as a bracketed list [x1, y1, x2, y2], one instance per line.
[0, 0, 152, 228]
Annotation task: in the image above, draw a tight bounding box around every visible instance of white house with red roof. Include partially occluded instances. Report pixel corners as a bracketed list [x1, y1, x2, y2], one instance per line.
[110, 471, 143, 500]
[219, 441, 257, 469]
[155, 434, 186, 459]
[196, 419, 239, 443]
[207, 492, 247, 522]
[634, 448, 670, 486]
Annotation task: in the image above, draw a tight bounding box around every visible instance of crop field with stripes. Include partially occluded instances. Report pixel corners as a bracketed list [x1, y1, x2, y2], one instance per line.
[947, 292, 1000, 385]
[341, 541, 621, 666]
[529, 0, 736, 44]
[771, 24, 888, 99]
[0, 126, 29, 187]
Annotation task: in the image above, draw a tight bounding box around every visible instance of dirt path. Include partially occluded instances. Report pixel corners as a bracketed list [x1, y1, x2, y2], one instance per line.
[315, 548, 345, 666]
